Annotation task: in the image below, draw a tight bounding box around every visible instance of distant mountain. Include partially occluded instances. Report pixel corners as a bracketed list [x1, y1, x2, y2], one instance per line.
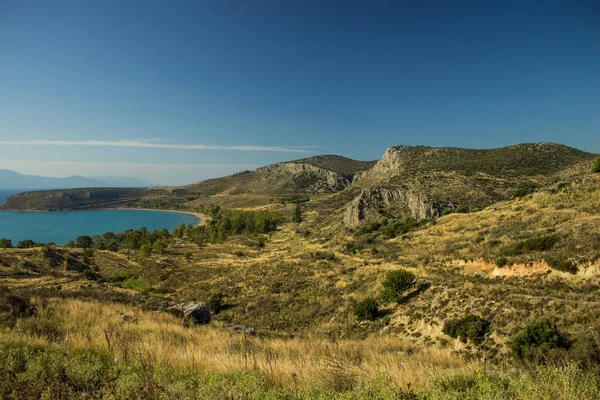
[0, 170, 157, 190]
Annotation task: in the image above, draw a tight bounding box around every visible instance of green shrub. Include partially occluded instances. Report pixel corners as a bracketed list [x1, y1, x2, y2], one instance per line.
[292, 204, 303, 223]
[75, 236, 93, 249]
[546, 257, 577, 274]
[183, 251, 193, 260]
[443, 315, 490, 345]
[495, 257, 508, 268]
[592, 156, 600, 173]
[381, 269, 416, 303]
[505, 236, 558, 256]
[354, 297, 379, 322]
[16, 314, 64, 342]
[0, 287, 34, 328]
[0, 238, 13, 249]
[208, 292, 224, 314]
[233, 250, 245, 257]
[17, 240, 36, 249]
[311, 251, 338, 261]
[511, 318, 570, 363]
[514, 187, 530, 198]
[569, 329, 600, 370]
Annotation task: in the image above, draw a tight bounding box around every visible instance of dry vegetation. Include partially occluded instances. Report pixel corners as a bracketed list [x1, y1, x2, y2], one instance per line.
[2, 147, 600, 398]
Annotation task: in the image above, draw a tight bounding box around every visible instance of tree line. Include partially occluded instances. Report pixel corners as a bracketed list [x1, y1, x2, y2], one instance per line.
[0, 206, 284, 256]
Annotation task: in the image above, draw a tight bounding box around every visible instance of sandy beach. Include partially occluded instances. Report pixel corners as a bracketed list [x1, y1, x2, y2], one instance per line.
[105, 208, 206, 227]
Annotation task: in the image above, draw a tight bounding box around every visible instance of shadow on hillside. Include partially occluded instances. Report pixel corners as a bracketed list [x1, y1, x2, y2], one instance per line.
[402, 282, 431, 303]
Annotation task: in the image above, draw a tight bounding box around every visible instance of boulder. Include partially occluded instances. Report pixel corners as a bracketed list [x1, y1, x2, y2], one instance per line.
[230, 325, 256, 336]
[168, 301, 211, 325]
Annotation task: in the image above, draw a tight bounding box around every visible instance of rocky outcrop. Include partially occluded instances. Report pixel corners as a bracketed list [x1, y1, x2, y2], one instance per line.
[257, 163, 351, 193]
[343, 187, 450, 226]
[168, 301, 212, 325]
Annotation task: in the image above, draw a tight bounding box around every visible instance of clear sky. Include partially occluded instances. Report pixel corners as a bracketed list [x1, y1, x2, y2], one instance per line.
[1, 0, 599, 185]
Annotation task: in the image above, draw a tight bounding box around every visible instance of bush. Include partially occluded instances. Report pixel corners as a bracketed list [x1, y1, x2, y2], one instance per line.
[292, 204, 302, 223]
[443, 315, 490, 345]
[354, 297, 379, 322]
[183, 251, 193, 260]
[75, 236, 93, 249]
[0, 238, 13, 248]
[511, 318, 570, 363]
[569, 329, 600, 370]
[381, 269, 416, 303]
[592, 156, 600, 173]
[17, 240, 36, 249]
[0, 287, 34, 328]
[208, 292, 224, 314]
[505, 236, 558, 256]
[546, 257, 577, 274]
[495, 257, 508, 268]
[514, 187, 530, 198]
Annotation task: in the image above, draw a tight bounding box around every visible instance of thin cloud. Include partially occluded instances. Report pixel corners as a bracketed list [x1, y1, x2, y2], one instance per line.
[0, 139, 319, 153]
[0, 160, 261, 169]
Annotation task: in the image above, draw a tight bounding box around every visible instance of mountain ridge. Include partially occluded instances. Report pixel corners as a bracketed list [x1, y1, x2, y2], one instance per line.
[0, 169, 157, 190]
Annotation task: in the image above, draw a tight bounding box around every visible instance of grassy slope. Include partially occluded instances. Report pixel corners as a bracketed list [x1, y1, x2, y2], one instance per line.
[2, 145, 600, 397]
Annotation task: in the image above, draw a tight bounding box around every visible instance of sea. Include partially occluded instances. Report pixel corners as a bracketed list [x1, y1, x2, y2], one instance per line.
[0, 190, 199, 245]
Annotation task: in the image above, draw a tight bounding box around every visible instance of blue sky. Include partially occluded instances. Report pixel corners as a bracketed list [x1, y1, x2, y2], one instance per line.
[0, 0, 599, 185]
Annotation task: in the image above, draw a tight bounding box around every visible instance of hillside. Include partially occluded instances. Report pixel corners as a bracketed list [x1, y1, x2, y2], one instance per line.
[2, 167, 600, 397]
[1, 154, 375, 211]
[0, 187, 163, 211]
[344, 142, 597, 225]
[184, 154, 375, 196]
[2, 143, 600, 397]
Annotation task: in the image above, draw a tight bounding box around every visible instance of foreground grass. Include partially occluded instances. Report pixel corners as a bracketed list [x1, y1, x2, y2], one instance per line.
[3, 298, 600, 399]
[4, 299, 477, 390]
[2, 342, 600, 399]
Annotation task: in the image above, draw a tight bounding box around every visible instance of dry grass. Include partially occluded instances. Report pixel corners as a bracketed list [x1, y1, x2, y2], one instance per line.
[4, 298, 479, 391]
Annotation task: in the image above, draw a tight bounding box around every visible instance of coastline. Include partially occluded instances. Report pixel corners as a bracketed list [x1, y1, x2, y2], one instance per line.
[0, 207, 206, 227]
[108, 208, 206, 227]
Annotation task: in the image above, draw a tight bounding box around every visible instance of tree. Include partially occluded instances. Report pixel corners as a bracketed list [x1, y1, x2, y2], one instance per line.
[152, 239, 167, 254]
[106, 240, 119, 252]
[593, 156, 600, 173]
[17, 239, 36, 249]
[208, 292, 224, 314]
[65, 240, 75, 249]
[381, 269, 416, 303]
[292, 204, 302, 223]
[0, 238, 13, 249]
[75, 235, 93, 249]
[443, 315, 490, 345]
[354, 297, 379, 322]
[511, 318, 570, 363]
[140, 244, 152, 257]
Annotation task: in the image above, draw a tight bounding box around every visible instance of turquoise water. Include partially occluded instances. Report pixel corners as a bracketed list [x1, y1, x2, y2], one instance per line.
[0, 209, 199, 245]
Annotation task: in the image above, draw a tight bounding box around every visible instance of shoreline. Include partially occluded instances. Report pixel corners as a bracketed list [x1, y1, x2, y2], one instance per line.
[0, 207, 206, 227]
[108, 208, 207, 227]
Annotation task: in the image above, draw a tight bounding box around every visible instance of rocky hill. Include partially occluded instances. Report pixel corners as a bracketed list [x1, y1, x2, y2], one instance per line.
[0, 155, 375, 211]
[184, 154, 375, 196]
[343, 143, 596, 226]
[0, 187, 160, 211]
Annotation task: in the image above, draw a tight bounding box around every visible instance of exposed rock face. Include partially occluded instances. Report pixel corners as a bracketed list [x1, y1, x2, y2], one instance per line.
[168, 301, 211, 325]
[343, 187, 449, 226]
[257, 163, 351, 193]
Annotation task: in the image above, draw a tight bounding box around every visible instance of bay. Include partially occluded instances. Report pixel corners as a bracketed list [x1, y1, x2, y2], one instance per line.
[0, 209, 199, 245]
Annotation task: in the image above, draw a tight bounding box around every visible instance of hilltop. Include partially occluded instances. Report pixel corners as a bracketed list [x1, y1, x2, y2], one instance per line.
[1, 143, 595, 215]
[343, 142, 596, 225]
